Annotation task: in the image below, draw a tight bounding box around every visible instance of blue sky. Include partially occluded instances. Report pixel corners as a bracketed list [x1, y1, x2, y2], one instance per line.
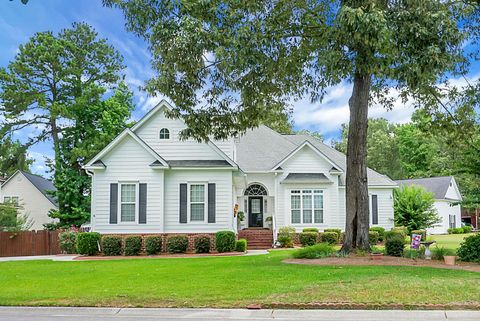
[1, 0, 479, 176]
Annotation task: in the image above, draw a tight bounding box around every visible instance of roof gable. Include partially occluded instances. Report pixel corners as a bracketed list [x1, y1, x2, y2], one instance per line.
[395, 176, 462, 200]
[2, 171, 58, 207]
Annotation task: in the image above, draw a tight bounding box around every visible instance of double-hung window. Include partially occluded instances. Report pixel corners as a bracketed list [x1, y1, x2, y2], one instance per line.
[120, 183, 137, 222]
[291, 189, 323, 224]
[189, 184, 206, 221]
[3, 196, 19, 205]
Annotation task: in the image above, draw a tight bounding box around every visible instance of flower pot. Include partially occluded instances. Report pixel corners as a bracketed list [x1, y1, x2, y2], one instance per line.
[370, 253, 384, 260]
[444, 255, 456, 266]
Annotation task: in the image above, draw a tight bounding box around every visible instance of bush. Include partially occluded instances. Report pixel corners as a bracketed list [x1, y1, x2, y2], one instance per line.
[411, 229, 426, 241]
[278, 226, 296, 248]
[101, 236, 122, 256]
[448, 227, 464, 234]
[235, 239, 247, 252]
[76, 232, 101, 256]
[403, 248, 422, 259]
[167, 235, 189, 253]
[385, 234, 405, 257]
[124, 236, 142, 256]
[431, 246, 456, 260]
[215, 231, 236, 253]
[145, 236, 162, 255]
[457, 234, 480, 263]
[391, 226, 408, 238]
[194, 235, 211, 253]
[292, 243, 335, 259]
[463, 225, 473, 234]
[394, 185, 440, 231]
[299, 232, 318, 247]
[302, 227, 319, 233]
[369, 227, 385, 242]
[320, 232, 338, 245]
[59, 230, 77, 254]
[370, 246, 384, 254]
[369, 231, 379, 245]
[324, 228, 341, 239]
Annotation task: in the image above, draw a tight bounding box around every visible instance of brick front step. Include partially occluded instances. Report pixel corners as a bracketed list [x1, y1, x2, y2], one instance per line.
[238, 228, 274, 249]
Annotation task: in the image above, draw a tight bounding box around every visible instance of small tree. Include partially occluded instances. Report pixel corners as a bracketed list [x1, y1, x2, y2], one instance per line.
[394, 185, 440, 232]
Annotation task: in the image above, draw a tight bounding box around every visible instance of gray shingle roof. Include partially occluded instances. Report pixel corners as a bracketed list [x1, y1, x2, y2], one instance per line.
[20, 171, 58, 206]
[235, 125, 396, 186]
[395, 176, 455, 200]
[166, 160, 233, 168]
[281, 173, 332, 184]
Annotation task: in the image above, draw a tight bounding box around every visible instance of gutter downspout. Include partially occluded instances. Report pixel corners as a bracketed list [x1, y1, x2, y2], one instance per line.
[85, 169, 95, 232]
[273, 172, 278, 247]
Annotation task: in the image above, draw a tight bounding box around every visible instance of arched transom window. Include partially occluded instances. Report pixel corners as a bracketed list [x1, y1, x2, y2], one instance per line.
[159, 128, 170, 139]
[244, 184, 267, 196]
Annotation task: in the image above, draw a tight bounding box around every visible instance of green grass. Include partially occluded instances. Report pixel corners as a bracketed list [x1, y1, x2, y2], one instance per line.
[1, 250, 479, 307]
[429, 233, 475, 250]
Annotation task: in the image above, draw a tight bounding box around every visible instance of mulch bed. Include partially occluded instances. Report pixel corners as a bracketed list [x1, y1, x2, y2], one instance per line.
[284, 255, 480, 272]
[74, 251, 244, 260]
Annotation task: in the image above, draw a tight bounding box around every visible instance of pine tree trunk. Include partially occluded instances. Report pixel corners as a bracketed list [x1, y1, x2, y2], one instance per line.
[341, 72, 371, 252]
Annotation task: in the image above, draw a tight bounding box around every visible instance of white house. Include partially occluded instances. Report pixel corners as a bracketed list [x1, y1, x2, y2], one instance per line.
[84, 101, 396, 247]
[395, 176, 462, 235]
[0, 170, 58, 230]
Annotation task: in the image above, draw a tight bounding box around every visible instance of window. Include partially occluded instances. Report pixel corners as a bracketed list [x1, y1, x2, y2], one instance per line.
[3, 196, 19, 205]
[190, 184, 206, 221]
[159, 128, 170, 139]
[449, 215, 456, 229]
[120, 184, 137, 222]
[244, 184, 267, 196]
[291, 190, 323, 224]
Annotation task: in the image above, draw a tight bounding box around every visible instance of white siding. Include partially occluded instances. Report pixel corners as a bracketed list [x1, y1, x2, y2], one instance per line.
[428, 201, 462, 234]
[164, 170, 234, 232]
[368, 188, 395, 230]
[238, 173, 276, 227]
[0, 172, 57, 230]
[282, 146, 334, 173]
[135, 108, 226, 160]
[92, 135, 165, 234]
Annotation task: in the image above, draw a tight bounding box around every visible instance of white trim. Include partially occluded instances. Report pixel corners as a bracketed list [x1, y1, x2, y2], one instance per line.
[118, 182, 139, 224]
[159, 127, 170, 140]
[131, 100, 173, 132]
[187, 182, 208, 223]
[84, 129, 169, 168]
[339, 185, 398, 189]
[270, 141, 343, 172]
[168, 167, 235, 171]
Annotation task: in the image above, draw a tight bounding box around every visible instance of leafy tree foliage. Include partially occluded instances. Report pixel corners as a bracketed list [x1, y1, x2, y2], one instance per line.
[0, 202, 32, 232]
[106, 0, 469, 251]
[296, 129, 324, 142]
[394, 185, 440, 232]
[0, 137, 32, 178]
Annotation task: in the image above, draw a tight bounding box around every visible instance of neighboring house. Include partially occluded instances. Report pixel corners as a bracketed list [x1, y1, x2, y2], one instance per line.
[84, 101, 396, 246]
[0, 171, 58, 230]
[395, 176, 462, 234]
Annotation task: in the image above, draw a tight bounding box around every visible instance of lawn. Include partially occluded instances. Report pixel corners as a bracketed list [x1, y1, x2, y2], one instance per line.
[429, 233, 475, 250]
[0, 250, 479, 308]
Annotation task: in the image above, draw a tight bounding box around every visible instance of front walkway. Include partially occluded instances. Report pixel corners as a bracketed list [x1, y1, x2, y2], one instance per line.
[0, 255, 77, 262]
[0, 307, 478, 321]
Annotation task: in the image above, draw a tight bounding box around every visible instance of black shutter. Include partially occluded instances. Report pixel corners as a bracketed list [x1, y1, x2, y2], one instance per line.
[179, 183, 187, 223]
[372, 194, 378, 225]
[109, 183, 118, 224]
[208, 183, 216, 223]
[139, 183, 147, 224]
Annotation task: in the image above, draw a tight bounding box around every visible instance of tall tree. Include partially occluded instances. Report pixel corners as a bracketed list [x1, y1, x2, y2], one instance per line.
[0, 137, 32, 178]
[106, 0, 469, 251]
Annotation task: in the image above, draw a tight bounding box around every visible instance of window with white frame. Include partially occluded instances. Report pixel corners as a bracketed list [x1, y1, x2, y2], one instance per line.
[120, 184, 137, 222]
[159, 128, 170, 139]
[3, 196, 19, 205]
[291, 190, 323, 224]
[190, 184, 206, 221]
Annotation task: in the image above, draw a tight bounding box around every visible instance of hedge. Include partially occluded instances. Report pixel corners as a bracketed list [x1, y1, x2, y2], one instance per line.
[302, 227, 319, 233]
[324, 228, 341, 239]
[101, 236, 122, 256]
[215, 231, 236, 252]
[320, 231, 338, 245]
[299, 232, 318, 247]
[235, 239, 247, 252]
[369, 227, 385, 241]
[194, 235, 211, 253]
[145, 236, 162, 255]
[369, 231, 379, 245]
[167, 235, 189, 253]
[76, 232, 101, 256]
[124, 236, 142, 256]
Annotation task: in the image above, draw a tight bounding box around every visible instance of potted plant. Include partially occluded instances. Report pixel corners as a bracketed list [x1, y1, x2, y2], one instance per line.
[237, 211, 245, 230]
[443, 249, 457, 266]
[265, 216, 273, 229]
[370, 246, 384, 260]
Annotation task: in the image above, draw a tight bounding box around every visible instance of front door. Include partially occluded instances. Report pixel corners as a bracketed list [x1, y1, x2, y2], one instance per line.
[248, 197, 263, 227]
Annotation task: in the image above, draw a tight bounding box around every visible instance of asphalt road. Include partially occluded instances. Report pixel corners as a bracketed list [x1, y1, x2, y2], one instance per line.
[0, 307, 479, 321]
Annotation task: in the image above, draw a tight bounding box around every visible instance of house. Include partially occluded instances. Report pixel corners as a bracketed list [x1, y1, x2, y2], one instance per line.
[395, 176, 462, 234]
[0, 170, 58, 230]
[84, 101, 396, 248]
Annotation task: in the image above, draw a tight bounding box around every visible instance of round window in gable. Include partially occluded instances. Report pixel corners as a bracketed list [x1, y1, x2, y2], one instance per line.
[159, 128, 170, 140]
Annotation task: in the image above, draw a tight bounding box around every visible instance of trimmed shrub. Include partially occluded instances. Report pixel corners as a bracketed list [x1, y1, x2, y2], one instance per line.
[462, 225, 473, 234]
[320, 231, 338, 245]
[235, 239, 247, 252]
[457, 234, 480, 262]
[391, 226, 408, 238]
[278, 226, 296, 248]
[292, 243, 335, 259]
[145, 236, 162, 255]
[369, 227, 385, 242]
[403, 248, 422, 259]
[101, 236, 122, 256]
[324, 228, 341, 239]
[215, 231, 236, 253]
[411, 229, 426, 241]
[167, 235, 189, 253]
[431, 246, 456, 260]
[124, 236, 142, 256]
[194, 235, 211, 253]
[369, 231, 380, 245]
[448, 227, 464, 234]
[59, 230, 77, 254]
[302, 227, 319, 233]
[385, 230, 406, 242]
[299, 232, 318, 247]
[76, 232, 101, 256]
[385, 233, 405, 257]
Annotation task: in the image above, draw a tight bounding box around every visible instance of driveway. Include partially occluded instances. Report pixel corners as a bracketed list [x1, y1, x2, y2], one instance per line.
[0, 307, 478, 321]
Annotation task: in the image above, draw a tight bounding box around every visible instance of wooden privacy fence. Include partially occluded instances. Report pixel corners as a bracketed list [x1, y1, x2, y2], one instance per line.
[0, 230, 61, 257]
